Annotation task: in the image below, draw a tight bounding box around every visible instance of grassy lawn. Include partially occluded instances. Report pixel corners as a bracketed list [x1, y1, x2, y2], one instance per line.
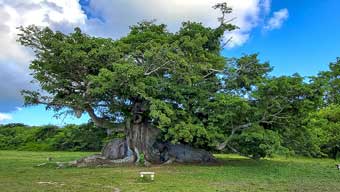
[0, 151, 340, 191]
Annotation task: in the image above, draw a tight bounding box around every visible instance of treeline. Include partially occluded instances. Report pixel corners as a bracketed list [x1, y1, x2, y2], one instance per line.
[0, 123, 118, 151]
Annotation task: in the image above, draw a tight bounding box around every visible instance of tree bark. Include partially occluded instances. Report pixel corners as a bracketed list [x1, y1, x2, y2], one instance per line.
[77, 103, 216, 166]
[125, 101, 163, 164]
[125, 119, 216, 164]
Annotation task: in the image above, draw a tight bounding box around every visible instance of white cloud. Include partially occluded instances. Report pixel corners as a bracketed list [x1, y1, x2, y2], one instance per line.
[83, 0, 269, 48]
[261, 0, 271, 14]
[0, 0, 86, 111]
[0, 0, 86, 63]
[264, 8, 289, 31]
[0, 112, 12, 121]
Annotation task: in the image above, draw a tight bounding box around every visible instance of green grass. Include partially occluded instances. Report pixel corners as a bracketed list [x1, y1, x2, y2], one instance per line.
[0, 151, 340, 192]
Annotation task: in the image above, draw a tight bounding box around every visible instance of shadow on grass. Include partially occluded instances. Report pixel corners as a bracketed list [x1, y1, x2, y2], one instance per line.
[31, 152, 330, 172]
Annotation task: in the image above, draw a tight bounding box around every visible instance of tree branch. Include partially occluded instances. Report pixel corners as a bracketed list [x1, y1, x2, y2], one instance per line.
[144, 60, 172, 76]
[84, 105, 124, 132]
[216, 104, 288, 151]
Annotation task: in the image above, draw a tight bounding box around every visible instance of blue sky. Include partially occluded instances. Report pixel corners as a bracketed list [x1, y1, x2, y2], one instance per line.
[0, 0, 339, 126]
[225, 0, 340, 77]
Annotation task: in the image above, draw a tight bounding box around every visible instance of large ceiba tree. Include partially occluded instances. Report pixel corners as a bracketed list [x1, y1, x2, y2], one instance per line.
[17, 4, 273, 164]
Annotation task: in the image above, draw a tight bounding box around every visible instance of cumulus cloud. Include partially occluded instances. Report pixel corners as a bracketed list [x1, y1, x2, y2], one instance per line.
[0, 112, 12, 122]
[82, 0, 267, 48]
[0, 0, 85, 62]
[264, 8, 289, 31]
[261, 0, 271, 14]
[0, 0, 86, 112]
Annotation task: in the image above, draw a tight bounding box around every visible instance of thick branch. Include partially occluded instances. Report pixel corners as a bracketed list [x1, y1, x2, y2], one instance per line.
[84, 105, 124, 132]
[216, 122, 253, 150]
[216, 106, 287, 151]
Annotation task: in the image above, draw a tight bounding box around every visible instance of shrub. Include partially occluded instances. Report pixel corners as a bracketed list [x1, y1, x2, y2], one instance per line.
[0, 123, 119, 152]
[52, 124, 107, 151]
[230, 125, 287, 159]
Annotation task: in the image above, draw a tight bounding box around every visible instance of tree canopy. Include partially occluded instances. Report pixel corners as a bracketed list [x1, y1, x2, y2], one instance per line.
[17, 3, 340, 162]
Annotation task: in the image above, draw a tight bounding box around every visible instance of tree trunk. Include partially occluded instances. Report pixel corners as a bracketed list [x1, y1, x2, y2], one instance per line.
[76, 103, 216, 166]
[125, 119, 216, 164]
[70, 122, 215, 167]
[125, 101, 163, 164]
[124, 100, 216, 164]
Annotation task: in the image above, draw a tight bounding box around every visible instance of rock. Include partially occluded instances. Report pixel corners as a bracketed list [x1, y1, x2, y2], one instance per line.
[167, 143, 216, 163]
[101, 138, 128, 160]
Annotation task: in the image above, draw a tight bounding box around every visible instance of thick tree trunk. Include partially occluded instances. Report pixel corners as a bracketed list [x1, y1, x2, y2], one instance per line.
[69, 124, 215, 167]
[127, 121, 161, 164]
[73, 103, 216, 167]
[125, 120, 216, 164]
[125, 101, 163, 164]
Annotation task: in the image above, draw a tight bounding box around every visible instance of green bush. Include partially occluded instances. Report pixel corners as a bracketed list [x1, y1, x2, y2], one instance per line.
[230, 125, 288, 159]
[302, 104, 340, 158]
[19, 142, 54, 151]
[52, 124, 108, 151]
[0, 123, 118, 152]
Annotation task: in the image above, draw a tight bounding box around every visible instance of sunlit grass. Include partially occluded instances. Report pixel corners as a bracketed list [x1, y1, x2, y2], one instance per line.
[0, 151, 340, 191]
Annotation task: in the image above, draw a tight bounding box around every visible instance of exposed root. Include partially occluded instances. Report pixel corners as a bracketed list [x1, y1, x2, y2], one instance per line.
[57, 136, 216, 167]
[162, 157, 175, 165]
[134, 147, 140, 165]
[112, 146, 135, 164]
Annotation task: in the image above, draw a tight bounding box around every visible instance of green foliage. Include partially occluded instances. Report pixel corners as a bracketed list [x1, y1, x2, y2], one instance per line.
[224, 54, 272, 92]
[137, 153, 146, 166]
[19, 142, 54, 151]
[252, 74, 324, 156]
[304, 104, 340, 158]
[230, 126, 287, 159]
[0, 123, 116, 151]
[317, 58, 340, 105]
[0, 125, 40, 150]
[52, 124, 107, 151]
[15, 4, 340, 160]
[17, 16, 237, 146]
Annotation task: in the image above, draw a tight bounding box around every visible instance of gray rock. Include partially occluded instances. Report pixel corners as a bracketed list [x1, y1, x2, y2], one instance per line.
[167, 143, 216, 163]
[101, 138, 128, 160]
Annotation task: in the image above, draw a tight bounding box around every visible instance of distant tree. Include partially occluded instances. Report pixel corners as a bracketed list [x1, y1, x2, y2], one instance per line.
[317, 57, 340, 105]
[253, 74, 324, 155]
[1, 123, 27, 128]
[304, 57, 340, 158]
[215, 73, 323, 157]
